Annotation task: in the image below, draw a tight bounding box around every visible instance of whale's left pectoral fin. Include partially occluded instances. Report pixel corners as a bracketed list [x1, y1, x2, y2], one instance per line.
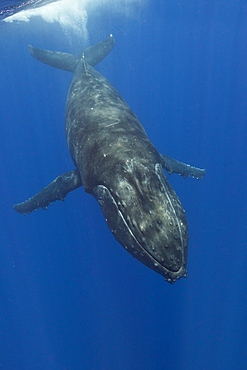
[14, 169, 82, 215]
[160, 153, 206, 179]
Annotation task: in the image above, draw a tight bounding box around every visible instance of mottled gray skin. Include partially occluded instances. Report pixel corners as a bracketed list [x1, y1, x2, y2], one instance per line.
[14, 35, 205, 283]
[66, 57, 188, 282]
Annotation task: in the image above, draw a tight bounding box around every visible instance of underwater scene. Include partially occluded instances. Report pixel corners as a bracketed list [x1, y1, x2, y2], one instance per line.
[0, 0, 247, 369]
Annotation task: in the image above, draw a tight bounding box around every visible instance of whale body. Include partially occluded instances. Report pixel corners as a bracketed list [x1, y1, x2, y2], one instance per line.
[14, 35, 205, 283]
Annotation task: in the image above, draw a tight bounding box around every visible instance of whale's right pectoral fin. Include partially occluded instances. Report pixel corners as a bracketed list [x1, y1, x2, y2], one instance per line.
[160, 153, 206, 179]
[13, 169, 82, 215]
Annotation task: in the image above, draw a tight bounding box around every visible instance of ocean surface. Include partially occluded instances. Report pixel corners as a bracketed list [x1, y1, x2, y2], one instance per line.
[1, 1, 247, 369]
[0, 0, 60, 21]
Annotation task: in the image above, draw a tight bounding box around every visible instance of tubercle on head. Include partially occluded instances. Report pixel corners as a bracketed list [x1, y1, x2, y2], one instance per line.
[165, 269, 188, 284]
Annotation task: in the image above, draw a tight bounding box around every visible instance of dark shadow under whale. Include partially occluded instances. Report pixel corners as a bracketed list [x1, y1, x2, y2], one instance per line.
[14, 35, 205, 283]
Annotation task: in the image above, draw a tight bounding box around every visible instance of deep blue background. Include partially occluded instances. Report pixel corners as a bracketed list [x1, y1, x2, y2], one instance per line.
[1, 1, 247, 369]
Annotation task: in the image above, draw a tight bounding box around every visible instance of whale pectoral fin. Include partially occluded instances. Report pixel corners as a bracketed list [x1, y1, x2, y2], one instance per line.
[13, 169, 82, 215]
[160, 153, 206, 179]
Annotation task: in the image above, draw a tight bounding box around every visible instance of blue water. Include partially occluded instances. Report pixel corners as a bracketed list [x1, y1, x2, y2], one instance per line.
[1, 1, 247, 369]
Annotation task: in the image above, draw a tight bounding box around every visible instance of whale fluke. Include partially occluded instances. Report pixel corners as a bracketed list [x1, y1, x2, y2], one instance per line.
[28, 34, 115, 73]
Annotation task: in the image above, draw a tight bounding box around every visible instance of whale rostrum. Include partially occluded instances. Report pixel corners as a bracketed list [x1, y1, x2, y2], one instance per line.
[14, 35, 205, 283]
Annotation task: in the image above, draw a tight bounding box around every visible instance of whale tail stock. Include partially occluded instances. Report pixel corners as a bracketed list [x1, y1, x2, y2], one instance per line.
[28, 34, 115, 73]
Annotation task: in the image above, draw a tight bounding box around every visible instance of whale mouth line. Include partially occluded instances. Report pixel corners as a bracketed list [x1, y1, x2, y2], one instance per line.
[94, 183, 185, 281]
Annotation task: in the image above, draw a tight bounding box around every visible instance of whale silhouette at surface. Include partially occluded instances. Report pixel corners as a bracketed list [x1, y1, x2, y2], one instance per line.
[14, 35, 205, 283]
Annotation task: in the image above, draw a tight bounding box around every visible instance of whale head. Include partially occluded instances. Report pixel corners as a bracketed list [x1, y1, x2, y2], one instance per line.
[93, 160, 188, 283]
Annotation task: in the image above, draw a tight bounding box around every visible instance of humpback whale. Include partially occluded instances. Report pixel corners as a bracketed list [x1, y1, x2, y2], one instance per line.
[14, 35, 205, 283]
